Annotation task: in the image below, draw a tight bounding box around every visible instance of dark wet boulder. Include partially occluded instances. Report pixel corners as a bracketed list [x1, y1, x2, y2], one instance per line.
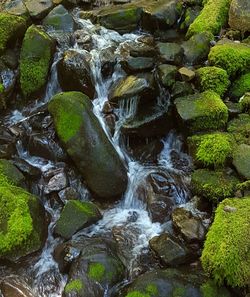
[142, 0, 181, 32]
[174, 90, 228, 133]
[150, 233, 191, 266]
[61, 237, 125, 297]
[229, 0, 250, 34]
[58, 50, 95, 99]
[172, 207, 206, 243]
[157, 42, 183, 65]
[42, 5, 75, 32]
[232, 144, 250, 179]
[191, 169, 239, 203]
[182, 32, 212, 65]
[48, 92, 128, 199]
[0, 185, 46, 261]
[120, 57, 154, 74]
[19, 25, 55, 99]
[95, 4, 142, 34]
[23, 0, 54, 20]
[54, 200, 101, 239]
[0, 13, 27, 55]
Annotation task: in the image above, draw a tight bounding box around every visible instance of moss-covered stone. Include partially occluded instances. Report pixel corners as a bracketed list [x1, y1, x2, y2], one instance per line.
[191, 169, 239, 202]
[230, 72, 250, 98]
[0, 185, 45, 261]
[48, 92, 128, 199]
[175, 90, 228, 133]
[201, 280, 233, 297]
[88, 262, 106, 281]
[239, 92, 250, 113]
[186, 0, 231, 38]
[208, 41, 250, 76]
[196, 66, 230, 96]
[201, 197, 250, 287]
[64, 279, 83, 294]
[188, 133, 234, 167]
[20, 25, 55, 99]
[0, 13, 27, 54]
[54, 200, 101, 239]
[0, 159, 25, 187]
[157, 64, 177, 88]
[227, 113, 250, 145]
[232, 144, 250, 179]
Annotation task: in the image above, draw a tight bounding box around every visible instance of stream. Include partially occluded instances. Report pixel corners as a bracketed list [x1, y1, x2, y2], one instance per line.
[0, 9, 193, 297]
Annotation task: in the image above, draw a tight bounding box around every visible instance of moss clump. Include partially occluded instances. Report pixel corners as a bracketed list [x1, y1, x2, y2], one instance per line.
[0, 159, 24, 187]
[48, 92, 89, 143]
[196, 66, 230, 96]
[227, 113, 250, 145]
[201, 280, 232, 297]
[230, 72, 250, 98]
[191, 169, 239, 202]
[20, 25, 54, 98]
[175, 90, 228, 132]
[126, 291, 150, 297]
[186, 0, 231, 38]
[88, 262, 105, 281]
[236, 180, 250, 192]
[208, 42, 250, 76]
[0, 13, 26, 54]
[193, 133, 234, 167]
[239, 92, 250, 113]
[64, 279, 83, 294]
[146, 284, 158, 295]
[201, 198, 250, 287]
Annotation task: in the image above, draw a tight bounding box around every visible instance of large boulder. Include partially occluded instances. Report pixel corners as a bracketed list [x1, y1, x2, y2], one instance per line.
[208, 40, 250, 76]
[23, 0, 54, 19]
[232, 144, 250, 179]
[174, 90, 228, 133]
[54, 200, 101, 239]
[0, 13, 27, 54]
[58, 50, 95, 99]
[48, 92, 128, 199]
[0, 185, 46, 261]
[19, 25, 55, 99]
[42, 5, 75, 32]
[201, 197, 250, 287]
[229, 0, 250, 34]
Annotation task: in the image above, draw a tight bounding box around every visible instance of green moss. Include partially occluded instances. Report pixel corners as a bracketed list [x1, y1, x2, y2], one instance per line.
[196, 66, 230, 96]
[201, 280, 231, 297]
[227, 113, 250, 145]
[48, 92, 88, 143]
[239, 92, 250, 113]
[191, 169, 239, 202]
[64, 279, 83, 293]
[0, 159, 24, 187]
[0, 13, 26, 54]
[201, 198, 250, 287]
[186, 0, 231, 38]
[236, 180, 250, 192]
[230, 72, 250, 98]
[208, 42, 250, 76]
[20, 25, 54, 98]
[126, 291, 150, 297]
[193, 133, 234, 167]
[88, 262, 105, 281]
[0, 84, 4, 93]
[146, 284, 158, 295]
[173, 287, 185, 297]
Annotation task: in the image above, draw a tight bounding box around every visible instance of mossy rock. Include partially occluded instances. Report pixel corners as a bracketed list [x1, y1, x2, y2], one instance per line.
[232, 144, 250, 179]
[201, 197, 250, 287]
[187, 133, 234, 168]
[196, 66, 230, 96]
[208, 41, 250, 76]
[230, 72, 250, 98]
[239, 92, 250, 113]
[156, 42, 183, 65]
[227, 113, 250, 145]
[229, 0, 250, 34]
[191, 169, 239, 203]
[157, 64, 177, 88]
[48, 92, 128, 199]
[19, 25, 55, 99]
[0, 185, 45, 261]
[0, 13, 27, 54]
[174, 90, 228, 133]
[54, 200, 102, 239]
[64, 279, 84, 294]
[186, 0, 231, 38]
[201, 280, 233, 297]
[0, 159, 25, 187]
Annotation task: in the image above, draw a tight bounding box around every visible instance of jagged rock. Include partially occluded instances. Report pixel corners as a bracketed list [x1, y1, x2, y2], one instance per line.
[23, 0, 54, 19]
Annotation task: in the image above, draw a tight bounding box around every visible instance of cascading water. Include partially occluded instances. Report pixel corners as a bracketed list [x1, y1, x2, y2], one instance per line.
[0, 11, 192, 297]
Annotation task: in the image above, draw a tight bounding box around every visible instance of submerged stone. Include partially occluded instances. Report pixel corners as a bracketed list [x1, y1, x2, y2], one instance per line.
[48, 92, 128, 199]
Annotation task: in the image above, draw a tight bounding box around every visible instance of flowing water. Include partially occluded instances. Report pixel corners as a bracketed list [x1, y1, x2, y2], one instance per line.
[0, 11, 192, 297]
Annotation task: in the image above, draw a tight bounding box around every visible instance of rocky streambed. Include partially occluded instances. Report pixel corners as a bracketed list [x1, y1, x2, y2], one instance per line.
[0, 0, 249, 296]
